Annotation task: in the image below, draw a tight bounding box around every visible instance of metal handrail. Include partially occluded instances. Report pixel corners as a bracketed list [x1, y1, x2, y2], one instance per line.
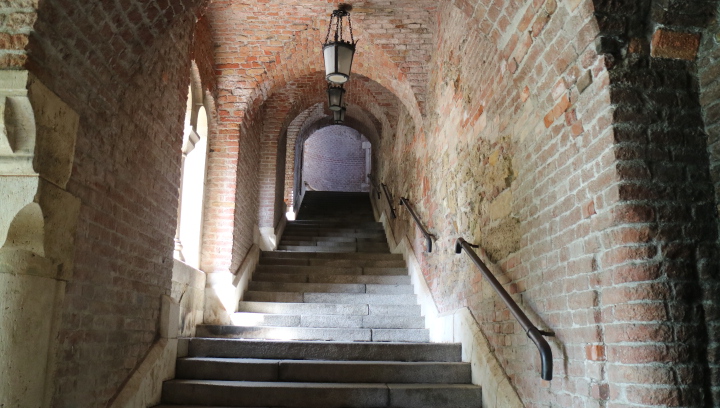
[367, 174, 381, 199]
[455, 238, 554, 381]
[380, 183, 397, 219]
[399, 197, 434, 252]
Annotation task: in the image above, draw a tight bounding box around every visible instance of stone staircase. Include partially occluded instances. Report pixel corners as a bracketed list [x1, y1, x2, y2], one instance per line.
[157, 191, 482, 407]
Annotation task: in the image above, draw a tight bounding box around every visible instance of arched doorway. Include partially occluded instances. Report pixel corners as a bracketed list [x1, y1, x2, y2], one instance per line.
[301, 125, 371, 193]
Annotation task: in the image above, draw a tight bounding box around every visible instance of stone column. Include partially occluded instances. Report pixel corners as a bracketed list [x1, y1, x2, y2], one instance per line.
[173, 129, 200, 262]
[0, 71, 80, 408]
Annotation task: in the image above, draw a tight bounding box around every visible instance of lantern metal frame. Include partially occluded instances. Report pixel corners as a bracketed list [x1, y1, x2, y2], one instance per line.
[327, 84, 346, 111]
[333, 106, 347, 124]
[323, 5, 357, 84]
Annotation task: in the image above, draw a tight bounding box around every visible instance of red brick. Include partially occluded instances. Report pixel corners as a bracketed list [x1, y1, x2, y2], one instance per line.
[650, 29, 701, 61]
[586, 344, 606, 361]
[543, 94, 570, 127]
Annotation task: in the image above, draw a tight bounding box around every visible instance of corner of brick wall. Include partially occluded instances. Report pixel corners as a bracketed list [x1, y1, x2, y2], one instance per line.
[26, 2, 207, 405]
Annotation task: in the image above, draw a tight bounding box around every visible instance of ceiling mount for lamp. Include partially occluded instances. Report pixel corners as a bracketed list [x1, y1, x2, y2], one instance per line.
[333, 107, 347, 124]
[327, 84, 346, 111]
[323, 4, 357, 84]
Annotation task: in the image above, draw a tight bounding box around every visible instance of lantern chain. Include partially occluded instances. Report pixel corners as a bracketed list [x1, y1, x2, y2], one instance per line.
[347, 15, 354, 43]
[324, 14, 334, 44]
[324, 8, 355, 45]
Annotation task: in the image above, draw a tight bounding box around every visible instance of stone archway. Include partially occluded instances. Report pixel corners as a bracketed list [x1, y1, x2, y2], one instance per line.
[301, 125, 371, 193]
[175, 63, 211, 269]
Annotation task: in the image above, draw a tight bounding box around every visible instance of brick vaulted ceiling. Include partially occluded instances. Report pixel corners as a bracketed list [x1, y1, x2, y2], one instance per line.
[207, 0, 437, 134]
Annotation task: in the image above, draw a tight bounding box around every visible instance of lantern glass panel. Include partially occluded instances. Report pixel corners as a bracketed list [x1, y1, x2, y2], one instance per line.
[323, 45, 338, 81]
[324, 42, 355, 84]
[328, 87, 344, 111]
[334, 108, 346, 123]
[337, 43, 355, 78]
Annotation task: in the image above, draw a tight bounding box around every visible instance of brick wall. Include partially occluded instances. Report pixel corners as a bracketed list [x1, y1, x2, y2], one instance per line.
[0, 0, 35, 68]
[26, 0, 207, 405]
[699, 4, 720, 238]
[694, 3, 720, 405]
[20, 0, 718, 405]
[285, 103, 324, 210]
[303, 125, 369, 193]
[605, 1, 718, 404]
[192, 15, 217, 99]
[373, 0, 719, 406]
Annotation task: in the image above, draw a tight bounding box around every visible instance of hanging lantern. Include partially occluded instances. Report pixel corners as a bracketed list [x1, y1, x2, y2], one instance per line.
[327, 84, 346, 111]
[323, 4, 357, 84]
[333, 107, 347, 124]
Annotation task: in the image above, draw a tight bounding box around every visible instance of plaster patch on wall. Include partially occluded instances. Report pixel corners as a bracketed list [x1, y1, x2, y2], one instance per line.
[476, 216, 521, 264]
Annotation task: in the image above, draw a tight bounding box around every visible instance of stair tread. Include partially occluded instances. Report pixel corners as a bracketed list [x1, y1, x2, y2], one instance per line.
[252, 273, 410, 285]
[179, 357, 469, 366]
[237, 302, 420, 317]
[162, 380, 481, 407]
[230, 313, 425, 328]
[255, 266, 408, 275]
[167, 379, 480, 388]
[197, 325, 429, 342]
[188, 338, 463, 362]
[165, 192, 479, 408]
[247, 282, 414, 295]
[261, 252, 401, 259]
[244, 291, 418, 304]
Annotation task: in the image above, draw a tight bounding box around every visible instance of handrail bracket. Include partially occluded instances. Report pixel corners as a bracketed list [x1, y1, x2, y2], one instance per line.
[399, 197, 435, 252]
[367, 173, 381, 200]
[380, 183, 397, 219]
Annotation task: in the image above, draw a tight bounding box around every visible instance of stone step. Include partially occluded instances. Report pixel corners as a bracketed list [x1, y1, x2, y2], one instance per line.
[161, 380, 482, 407]
[283, 227, 385, 239]
[259, 258, 407, 268]
[255, 265, 407, 276]
[249, 281, 364, 294]
[277, 244, 389, 253]
[256, 265, 361, 275]
[277, 245, 357, 253]
[280, 231, 386, 238]
[261, 252, 402, 260]
[280, 236, 386, 244]
[247, 282, 414, 295]
[244, 291, 417, 305]
[281, 231, 385, 238]
[238, 301, 368, 316]
[297, 206, 374, 212]
[288, 219, 382, 225]
[281, 241, 359, 247]
[284, 225, 385, 232]
[280, 240, 386, 247]
[237, 302, 421, 317]
[297, 206, 374, 211]
[230, 313, 425, 329]
[252, 273, 410, 285]
[188, 339, 463, 362]
[195, 325, 429, 342]
[175, 358, 472, 383]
